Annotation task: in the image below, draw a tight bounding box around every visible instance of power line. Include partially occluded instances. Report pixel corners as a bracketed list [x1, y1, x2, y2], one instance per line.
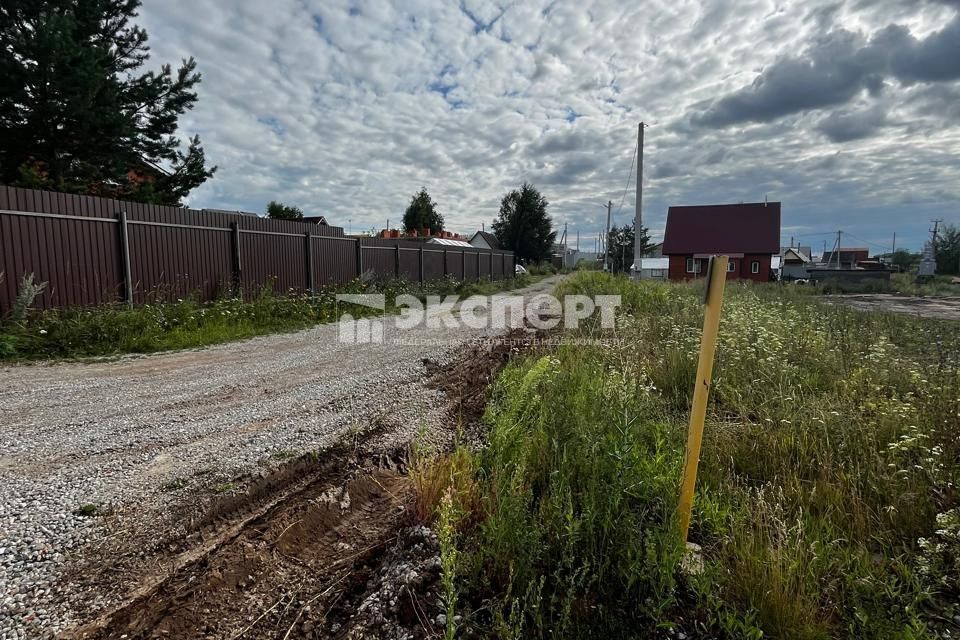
[615, 136, 639, 217]
[842, 232, 894, 253]
[783, 231, 839, 239]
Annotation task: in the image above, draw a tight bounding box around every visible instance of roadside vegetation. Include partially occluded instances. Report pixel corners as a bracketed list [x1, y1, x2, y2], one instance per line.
[890, 273, 960, 297]
[0, 272, 544, 361]
[418, 272, 960, 639]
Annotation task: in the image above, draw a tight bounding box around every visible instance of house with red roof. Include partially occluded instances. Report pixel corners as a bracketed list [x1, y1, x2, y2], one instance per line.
[662, 202, 781, 282]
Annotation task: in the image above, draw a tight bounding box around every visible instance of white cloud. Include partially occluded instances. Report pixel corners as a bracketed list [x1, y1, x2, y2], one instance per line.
[137, 0, 960, 250]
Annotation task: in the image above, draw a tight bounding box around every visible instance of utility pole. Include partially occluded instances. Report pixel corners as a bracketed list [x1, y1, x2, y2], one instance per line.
[576, 229, 580, 252]
[633, 122, 646, 278]
[835, 230, 842, 269]
[604, 200, 613, 272]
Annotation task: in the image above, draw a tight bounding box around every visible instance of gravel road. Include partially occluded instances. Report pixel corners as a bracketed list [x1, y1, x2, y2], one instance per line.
[0, 275, 562, 639]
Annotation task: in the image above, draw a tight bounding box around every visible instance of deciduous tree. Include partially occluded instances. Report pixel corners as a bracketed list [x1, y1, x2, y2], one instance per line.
[402, 188, 443, 233]
[266, 200, 303, 220]
[492, 183, 555, 263]
[935, 224, 960, 275]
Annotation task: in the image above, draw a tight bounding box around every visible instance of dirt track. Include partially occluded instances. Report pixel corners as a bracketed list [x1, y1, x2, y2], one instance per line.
[0, 275, 561, 639]
[827, 294, 960, 320]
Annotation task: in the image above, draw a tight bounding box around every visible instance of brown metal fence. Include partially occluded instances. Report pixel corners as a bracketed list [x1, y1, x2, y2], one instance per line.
[0, 186, 514, 312]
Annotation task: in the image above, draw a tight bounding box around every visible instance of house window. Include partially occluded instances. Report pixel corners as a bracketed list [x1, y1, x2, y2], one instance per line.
[751, 260, 760, 274]
[686, 258, 696, 273]
[727, 260, 736, 273]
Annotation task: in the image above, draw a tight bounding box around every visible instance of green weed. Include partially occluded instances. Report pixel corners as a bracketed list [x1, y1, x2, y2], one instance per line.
[422, 272, 960, 639]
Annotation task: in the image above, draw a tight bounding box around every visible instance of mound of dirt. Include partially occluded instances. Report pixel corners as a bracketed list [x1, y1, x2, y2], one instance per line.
[424, 327, 541, 425]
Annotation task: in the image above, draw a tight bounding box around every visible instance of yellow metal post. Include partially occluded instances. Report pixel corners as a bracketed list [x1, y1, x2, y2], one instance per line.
[677, 255, 728, 544]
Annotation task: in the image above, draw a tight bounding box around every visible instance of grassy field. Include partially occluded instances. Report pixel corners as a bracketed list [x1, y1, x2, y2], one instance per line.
[419, 272, 960, 639]
[0, 273, 542, 360]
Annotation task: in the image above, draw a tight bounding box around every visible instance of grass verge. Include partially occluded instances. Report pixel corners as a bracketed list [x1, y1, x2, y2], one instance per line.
[416, 271, 960, 639]
[0, 273, 544, 361]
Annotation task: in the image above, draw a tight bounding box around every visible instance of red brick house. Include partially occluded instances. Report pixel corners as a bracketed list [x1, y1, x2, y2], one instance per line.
[662, 202, 781, 282]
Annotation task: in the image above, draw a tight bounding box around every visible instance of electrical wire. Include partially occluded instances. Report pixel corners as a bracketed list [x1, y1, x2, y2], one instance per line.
[842, 232, 893, 253]
[615, 136, 639, 217]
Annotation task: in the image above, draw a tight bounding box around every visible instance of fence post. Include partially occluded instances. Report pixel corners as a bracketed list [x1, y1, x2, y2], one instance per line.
[356, 238, 363, 278]
[304, 232, 314, 293]
[230, 221, 242, 296]
[418, 246, 424, 282]
[462, 250, 466, 280]
[117, 210, 133, 307]
[443, 248, 448, 277]
[395, 244, 401, 279]
[477, 251, 481, 282]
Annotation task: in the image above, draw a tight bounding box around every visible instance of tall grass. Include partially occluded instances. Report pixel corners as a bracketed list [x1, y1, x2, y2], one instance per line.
[423, 272, 960, 639]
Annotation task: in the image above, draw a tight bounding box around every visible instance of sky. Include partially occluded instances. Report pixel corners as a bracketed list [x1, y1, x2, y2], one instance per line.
[137, 0, 960, 252]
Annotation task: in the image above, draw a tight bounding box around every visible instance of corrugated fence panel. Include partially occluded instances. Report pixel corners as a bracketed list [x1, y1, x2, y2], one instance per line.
[314, 237, 357, 285]
[479, 252, 491, 280]
[0, 186, 513, 312]
[129, 225, 232, 303]
[464, 248, 478, 282]
[0, 187, 123, 310]
[423, 250, 444, 281]
[399, 248, 419, 281]
[240, 231, 306, 294]
[360, 245, 396, 279]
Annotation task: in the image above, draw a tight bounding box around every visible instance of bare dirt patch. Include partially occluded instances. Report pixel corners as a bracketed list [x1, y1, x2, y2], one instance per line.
[64, 438, 416, 640]
[424, 326, 543, 426]
[828, 294, 960, 320]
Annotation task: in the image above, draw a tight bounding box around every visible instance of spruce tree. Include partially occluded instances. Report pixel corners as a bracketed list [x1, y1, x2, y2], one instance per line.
[0, 0, 215, 205]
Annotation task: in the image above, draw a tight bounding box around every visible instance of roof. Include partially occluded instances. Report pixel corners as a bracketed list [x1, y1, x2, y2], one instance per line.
[821, 248, 869, 264]
[662, 202, 780, 255]
[781, 245, 812, 259]
[468, 230, 499, 249]
[427, 238, 474, 247]
[782, 247, 812, 263]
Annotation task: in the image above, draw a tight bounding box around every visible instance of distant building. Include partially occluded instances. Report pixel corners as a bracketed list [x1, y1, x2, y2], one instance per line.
[468, 230, 500, 250]
[780, 246, 813, 280]
[820, 248, 869, 269]
[638, 257, 669, 280]
[662, 202, 781, 282]
[426, 238, 473, 248]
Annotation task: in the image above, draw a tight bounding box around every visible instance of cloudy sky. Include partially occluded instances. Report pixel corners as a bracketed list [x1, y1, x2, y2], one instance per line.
[139, 0, 960, 252]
